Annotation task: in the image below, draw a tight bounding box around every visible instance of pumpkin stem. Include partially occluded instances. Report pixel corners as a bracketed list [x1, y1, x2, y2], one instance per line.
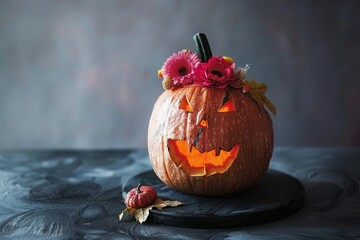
[136, 183, 142, 194]
[193, 33, 212, 62]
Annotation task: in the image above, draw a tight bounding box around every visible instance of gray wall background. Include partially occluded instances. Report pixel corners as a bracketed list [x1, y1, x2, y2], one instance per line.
[1, 0, 360, 149]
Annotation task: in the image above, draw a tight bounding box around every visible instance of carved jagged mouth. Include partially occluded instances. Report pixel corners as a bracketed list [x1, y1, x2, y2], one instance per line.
[167, 139, 240, 176]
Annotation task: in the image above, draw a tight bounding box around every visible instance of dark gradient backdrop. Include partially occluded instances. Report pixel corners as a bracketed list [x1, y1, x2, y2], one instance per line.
[1, 0, 360, 149]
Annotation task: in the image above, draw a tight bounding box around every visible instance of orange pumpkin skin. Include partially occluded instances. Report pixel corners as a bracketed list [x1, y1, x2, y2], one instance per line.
[148, 86, 273, 196]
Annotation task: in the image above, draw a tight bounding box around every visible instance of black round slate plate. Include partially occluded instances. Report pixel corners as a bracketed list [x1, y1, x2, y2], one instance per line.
[124, 169, 305, 228]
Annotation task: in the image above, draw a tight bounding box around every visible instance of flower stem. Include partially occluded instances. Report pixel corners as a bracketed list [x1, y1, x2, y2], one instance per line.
[193, 33, 212, 62]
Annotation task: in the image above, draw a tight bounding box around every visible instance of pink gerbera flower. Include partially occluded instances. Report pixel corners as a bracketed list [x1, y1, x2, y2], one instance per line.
[162, 50, 201, 86]
[194, 56, 236, 88]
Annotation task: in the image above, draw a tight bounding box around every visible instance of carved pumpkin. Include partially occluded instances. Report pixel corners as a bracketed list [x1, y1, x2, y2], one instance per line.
[148, 33, 274, 196]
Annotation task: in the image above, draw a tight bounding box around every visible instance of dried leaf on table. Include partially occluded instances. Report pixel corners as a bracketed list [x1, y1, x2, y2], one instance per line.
[134, 208, 150, 224]
[119, 198, 183, 224]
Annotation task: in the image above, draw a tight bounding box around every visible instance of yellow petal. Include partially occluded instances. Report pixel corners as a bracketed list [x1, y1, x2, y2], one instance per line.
[223, 56, 234, 64]
[157, 69, 163, 78]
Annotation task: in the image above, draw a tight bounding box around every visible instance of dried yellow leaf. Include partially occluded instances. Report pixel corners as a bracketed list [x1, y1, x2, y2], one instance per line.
[243, 79, 276, 116]
[119, 198, 183, 224]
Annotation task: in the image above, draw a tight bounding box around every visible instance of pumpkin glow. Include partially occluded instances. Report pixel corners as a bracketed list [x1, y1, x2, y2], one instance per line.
[168, 139, 240, 176]
[148, 33, 275, 196]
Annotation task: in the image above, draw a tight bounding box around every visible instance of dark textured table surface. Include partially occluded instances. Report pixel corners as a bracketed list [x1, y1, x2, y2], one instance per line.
[0, 148, 359, 239]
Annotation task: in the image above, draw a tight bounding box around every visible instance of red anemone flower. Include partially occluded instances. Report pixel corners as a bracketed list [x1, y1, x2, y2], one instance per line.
[194, 57, 236, 88]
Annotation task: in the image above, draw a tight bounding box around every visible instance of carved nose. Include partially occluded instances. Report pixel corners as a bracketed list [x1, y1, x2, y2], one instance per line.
[198, 119, 208, 128]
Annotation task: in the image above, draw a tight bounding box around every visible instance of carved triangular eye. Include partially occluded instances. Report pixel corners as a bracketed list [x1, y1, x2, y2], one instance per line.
[218, 97, 236, 112]
[218, 95, 236, 112]
[179, 95, 193, 112]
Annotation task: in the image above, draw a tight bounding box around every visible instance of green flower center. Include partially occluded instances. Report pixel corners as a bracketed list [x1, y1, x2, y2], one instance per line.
[179, 67, 187, 75]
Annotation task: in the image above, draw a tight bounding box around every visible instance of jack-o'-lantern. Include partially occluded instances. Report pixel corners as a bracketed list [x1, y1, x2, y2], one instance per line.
[148, 33, 276, 196]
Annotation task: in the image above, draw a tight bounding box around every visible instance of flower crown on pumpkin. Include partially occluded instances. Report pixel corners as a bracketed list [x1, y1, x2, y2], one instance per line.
[158, 33, 276, 116]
